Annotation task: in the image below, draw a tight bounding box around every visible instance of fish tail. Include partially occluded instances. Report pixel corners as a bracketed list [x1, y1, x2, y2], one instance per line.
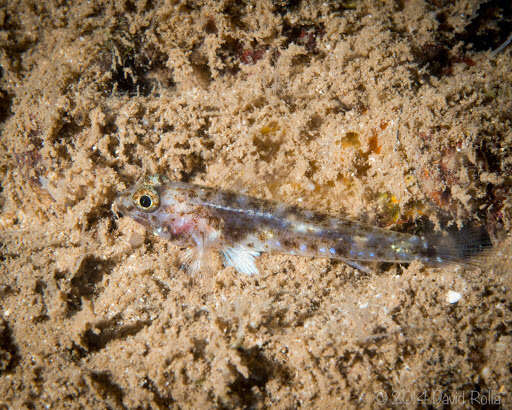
[422, 224, 494, 268]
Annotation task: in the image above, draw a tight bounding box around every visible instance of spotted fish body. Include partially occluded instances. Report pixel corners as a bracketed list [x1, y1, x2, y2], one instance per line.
[113, 176, 484, 275]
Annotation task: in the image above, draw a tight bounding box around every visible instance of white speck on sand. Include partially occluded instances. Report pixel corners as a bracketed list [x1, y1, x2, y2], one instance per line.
[446, 290, 462, 304]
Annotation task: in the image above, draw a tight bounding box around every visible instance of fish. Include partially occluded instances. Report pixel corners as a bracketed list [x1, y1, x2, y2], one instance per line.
[112, 175, 491, 275]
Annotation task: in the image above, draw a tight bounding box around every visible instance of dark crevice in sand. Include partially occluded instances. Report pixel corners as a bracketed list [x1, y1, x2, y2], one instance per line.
[0, 87, 13, 125]
[227, 346, 292, 408]
[412, 0, 512, 80]
[65, 341, 88, 362]
[67, 255, 116, 315]
[282, 21, 325, 54]
[97, 34, 173, 97]
[179, 152, 207, 182]
[81, 316, 151, 353]
[455, 0, 512, 52]
[141, 376, 175, 409]
[272, 0, 302, 17]
[89, 370, 126, 409]
[0, 319, 20, 374]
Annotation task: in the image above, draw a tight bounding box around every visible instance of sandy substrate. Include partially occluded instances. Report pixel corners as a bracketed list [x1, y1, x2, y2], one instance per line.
[1, 0, 511, 408]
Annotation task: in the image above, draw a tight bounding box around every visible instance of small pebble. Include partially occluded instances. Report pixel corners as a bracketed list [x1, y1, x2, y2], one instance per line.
[446, 290, 462, 304]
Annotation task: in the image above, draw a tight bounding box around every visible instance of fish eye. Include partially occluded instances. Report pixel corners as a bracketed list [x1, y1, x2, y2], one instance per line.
[139, 195, 152, 208]
[132, 187, 160, 212]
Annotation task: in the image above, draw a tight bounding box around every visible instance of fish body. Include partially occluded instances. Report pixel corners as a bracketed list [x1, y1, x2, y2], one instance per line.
[113, 175, 485, 275]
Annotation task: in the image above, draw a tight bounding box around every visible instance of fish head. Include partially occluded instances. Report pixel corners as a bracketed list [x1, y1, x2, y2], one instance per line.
[112, 175, 167, 228]
[112, 175, 207, 246]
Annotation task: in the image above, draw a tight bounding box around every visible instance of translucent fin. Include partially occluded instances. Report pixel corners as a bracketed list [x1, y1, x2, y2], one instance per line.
[341, 259, 374, 274]
[181, 246, 220, 275]
[181, 247, 202, 274]
[463, 236, 512, 272]
[424, 224, 494, 268]
[180, 232, 219, 275]
[222, 245, 261, 276]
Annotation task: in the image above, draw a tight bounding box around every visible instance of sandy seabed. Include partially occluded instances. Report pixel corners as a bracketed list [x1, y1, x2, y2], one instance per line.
[0, 0, 511, 408]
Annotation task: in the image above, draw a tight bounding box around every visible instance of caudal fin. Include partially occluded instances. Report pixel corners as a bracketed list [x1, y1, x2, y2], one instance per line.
[424, 224, 494, 268]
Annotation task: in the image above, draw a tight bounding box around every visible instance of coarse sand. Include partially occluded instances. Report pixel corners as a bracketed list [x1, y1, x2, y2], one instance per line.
[0, 0, 511, 408]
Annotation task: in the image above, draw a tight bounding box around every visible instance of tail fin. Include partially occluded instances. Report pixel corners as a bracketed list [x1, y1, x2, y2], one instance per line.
[424, 224, 494, 268]
[447, 224, 493, 260]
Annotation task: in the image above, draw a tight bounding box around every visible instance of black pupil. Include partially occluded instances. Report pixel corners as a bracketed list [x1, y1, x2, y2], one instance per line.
[139, 195, 152, 208]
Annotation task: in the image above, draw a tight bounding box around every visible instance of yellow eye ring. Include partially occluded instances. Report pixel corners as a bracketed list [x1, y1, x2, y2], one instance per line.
[132, 187, 160, 212]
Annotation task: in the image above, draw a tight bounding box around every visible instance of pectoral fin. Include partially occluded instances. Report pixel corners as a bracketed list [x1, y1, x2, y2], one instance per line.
[222, 245, 261, 276]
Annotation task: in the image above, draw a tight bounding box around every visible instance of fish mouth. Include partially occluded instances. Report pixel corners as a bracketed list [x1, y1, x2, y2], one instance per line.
[111, 194, 133, 219]
[111, 193, 153, 229]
